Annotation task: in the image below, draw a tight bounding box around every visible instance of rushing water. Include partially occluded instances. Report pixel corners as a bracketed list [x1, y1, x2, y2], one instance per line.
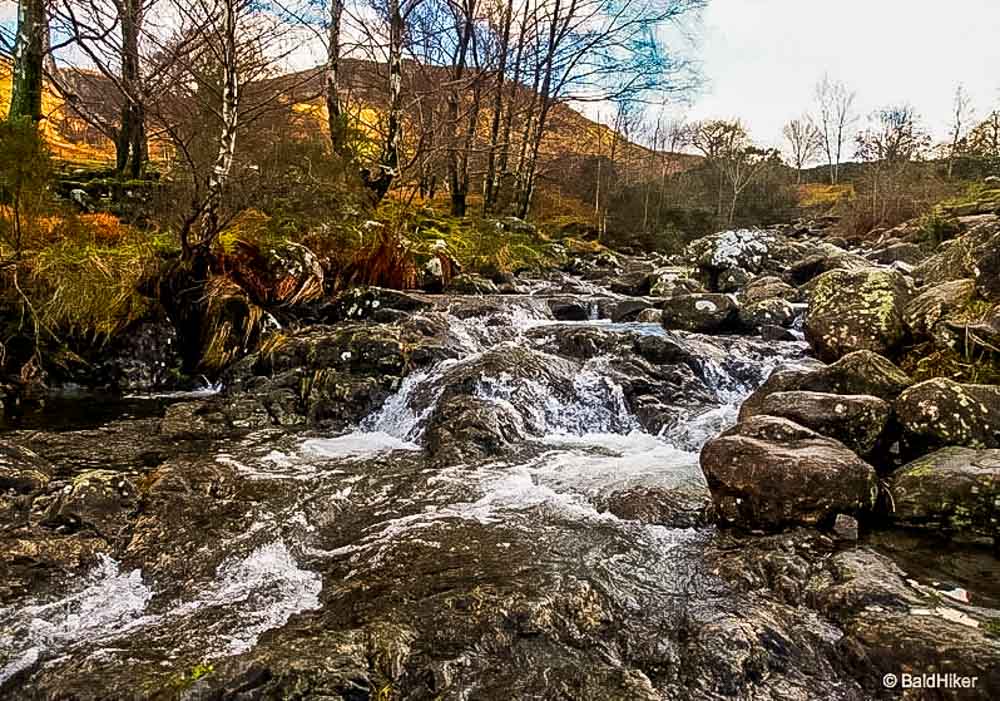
[1, 290, 818, 696]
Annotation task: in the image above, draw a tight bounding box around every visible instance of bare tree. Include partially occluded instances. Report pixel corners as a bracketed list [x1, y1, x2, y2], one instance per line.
[48, 0, 159, 176]
[946, 83, 974, 179]
[691, 119, 775, 226]
[782, 116, 822, 184]
[814, 74, 856, 185]
[855, 105, 931, 227]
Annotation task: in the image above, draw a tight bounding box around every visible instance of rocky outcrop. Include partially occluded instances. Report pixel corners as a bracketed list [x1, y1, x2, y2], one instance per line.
[888, 447, 1000, 541]
[804, 268, 913, 362]
[740, 391, 890, 456]
[700, 415, 878, 529]
[895, 378, 1000, 452]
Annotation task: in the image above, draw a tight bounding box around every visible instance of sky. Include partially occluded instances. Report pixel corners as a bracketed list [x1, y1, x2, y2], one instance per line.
[679, 0, 1000, 152]
[3, 0, 998, 157]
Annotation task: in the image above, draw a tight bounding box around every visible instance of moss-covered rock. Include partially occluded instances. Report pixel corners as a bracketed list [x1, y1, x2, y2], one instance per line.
[888, 446, 1000, 540]
[738, 297, 797, 331]
[804, 268, 913, 362]
[896, 378, 1000, 452]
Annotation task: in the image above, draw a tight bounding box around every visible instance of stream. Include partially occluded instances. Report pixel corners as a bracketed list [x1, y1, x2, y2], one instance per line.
[2, 274, 996, 699]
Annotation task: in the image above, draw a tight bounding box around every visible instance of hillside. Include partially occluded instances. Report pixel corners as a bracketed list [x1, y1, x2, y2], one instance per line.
[1, 57, 697, 219]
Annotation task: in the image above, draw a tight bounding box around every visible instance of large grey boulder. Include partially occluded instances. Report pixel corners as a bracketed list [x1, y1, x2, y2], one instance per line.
[700, 416, 878, 530]
[804, 268, 913, 362]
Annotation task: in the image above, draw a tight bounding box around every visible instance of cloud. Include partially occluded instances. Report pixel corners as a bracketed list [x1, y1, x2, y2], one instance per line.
[684, 0, 1000, 149]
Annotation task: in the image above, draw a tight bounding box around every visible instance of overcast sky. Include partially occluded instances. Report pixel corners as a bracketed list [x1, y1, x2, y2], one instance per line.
[678, 0, 1000, 151]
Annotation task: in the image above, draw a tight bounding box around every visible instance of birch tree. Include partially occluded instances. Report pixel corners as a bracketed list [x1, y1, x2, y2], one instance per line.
[814, 74, 856, 185]
[8, 0, 46, 122]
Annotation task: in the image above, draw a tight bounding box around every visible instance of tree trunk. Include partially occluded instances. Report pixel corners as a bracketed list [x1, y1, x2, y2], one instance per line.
[116, 0, 146, 178]
[325, 0, 347, 156]
[186, 0, 239, 259]
[517, 0, 560, 219]
[482, 0, 514, 213]
[9, 0, 46, 122]
[447, 0, 475, 217]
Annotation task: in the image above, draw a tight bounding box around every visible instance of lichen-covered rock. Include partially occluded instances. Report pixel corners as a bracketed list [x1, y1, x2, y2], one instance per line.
[41, 469, 138, 538]
[804, 268, 913, 362]
[742, 391, 891, 456]
[865, 241, 925, 266]
[700, 415, 878, 529]
[660, 293, 740, 334]
[716, 267, 752, 293]
[895, 378, 1000, 451]
[323, 287, 434, 322]
[973, 230, 1000, 301]
[903, 278, 977, 337]
[888, 447, 1000, 540]
[914, 217, 1000, 285]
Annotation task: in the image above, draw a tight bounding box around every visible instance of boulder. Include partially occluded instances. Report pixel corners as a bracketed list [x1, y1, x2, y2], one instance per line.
[445, 273, 500, 296]
[425, 396, 526, 463]
[895, 378, 1000, 451]
[660, 294, 740, 334]
[888, 447, 1000, 541]
[738, 276, 798, 306]
[716, 267, 751, 293]
[742, 391, 891, 456]
[41, 469, 138, 538]
[865, 241, 925, 266]
[700, 415, 878, 529]
[738, 298, 796, 331]
[798, 350, 913, 400]
[903, 278, 977, 338]
[738, 366, 817, 423]
[599, 486, 711, 528]
[914, 217, 1000, 286]
[0, 441, 53, 529]
[323, 287, 434, 322]
[649, 267, 703, 298]
[973, 230, 1000, 301]
[739, 352, 911, 422]
[804, 268, 913, 362]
